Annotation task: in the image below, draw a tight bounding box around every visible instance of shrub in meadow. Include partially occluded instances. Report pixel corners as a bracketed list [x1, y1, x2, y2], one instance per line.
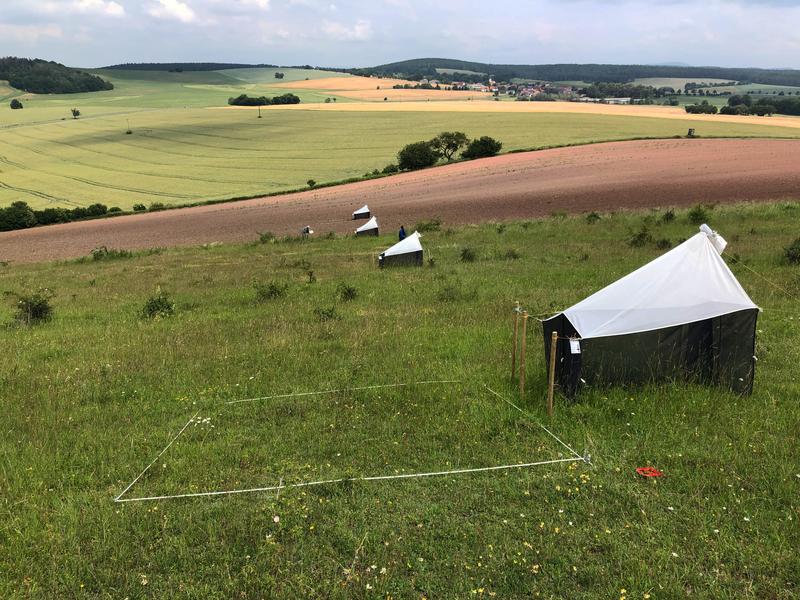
[254, 281, 288, 302]
[13, 289, 54, 325]
[141, 287, 175, 319]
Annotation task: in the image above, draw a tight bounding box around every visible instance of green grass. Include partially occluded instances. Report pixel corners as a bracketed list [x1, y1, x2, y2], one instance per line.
[3, 102, 800, 210]
[1, 202, 798, 597]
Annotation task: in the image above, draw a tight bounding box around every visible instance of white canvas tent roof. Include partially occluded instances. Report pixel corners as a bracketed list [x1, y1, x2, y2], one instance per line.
[352, 204, 370, 218]
[356, 216, 378, 233]
[381, 231, 422, 257]
[556, 225, 758, 339]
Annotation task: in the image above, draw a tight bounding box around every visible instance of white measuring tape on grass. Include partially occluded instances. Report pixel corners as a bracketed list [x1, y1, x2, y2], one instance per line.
[115, 381, 589, 503]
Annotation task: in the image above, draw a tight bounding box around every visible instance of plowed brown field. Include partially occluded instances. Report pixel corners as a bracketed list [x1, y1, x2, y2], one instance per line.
[2, 138, 799, 264]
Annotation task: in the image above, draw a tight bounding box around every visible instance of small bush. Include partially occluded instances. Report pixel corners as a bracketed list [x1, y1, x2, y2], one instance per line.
[436, 283, 476, 303]
[91, 246, 132, 261]
[415, 218, 441, 233]
[132, 203, 146, 212]
[688, 204, 709, 225]
[627, 226, 653, 248]
[585, 211, 601, 224]
[655, 238, 673, 250]
[254, 281, 288, 302]
[461, 136, 502, 159]
[314, 306, 339, 321]
[148, 202, 166, 212]
[10, 99, 23, 110]
[660, 209, 676, 223]
[257, 231, 275, 244]
[784, 238, 800, 264]
[337, 283, 358, 302]
[13, 289, 54, 325]
[108, 206, 122, 213]
[460, 247, 477, 262]
[382, 164, 399, 174]
[141, 287, 175, 319]
[398, 141, 439, 171]
[499, 248, 521, 260]
[307, 179, 317, 188]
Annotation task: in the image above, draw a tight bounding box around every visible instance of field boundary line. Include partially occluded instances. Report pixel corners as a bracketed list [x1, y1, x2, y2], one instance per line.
[114, 411, 199, 502]
[483, 385, 587, 462]
[225, 380, 462, 405]
[114, 457, 581, 503]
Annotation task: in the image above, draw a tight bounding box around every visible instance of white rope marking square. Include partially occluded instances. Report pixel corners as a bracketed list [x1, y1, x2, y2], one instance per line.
[115, 381, 588, 503]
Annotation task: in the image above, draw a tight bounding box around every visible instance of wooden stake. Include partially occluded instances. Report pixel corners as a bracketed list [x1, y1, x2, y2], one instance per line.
[519, 311, 528, 399]
[511, 301, 520, 380]
[547, 331, 558, 417]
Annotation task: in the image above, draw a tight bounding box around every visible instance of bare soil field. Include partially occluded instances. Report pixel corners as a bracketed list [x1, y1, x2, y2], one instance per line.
[2, 138, 799, 264]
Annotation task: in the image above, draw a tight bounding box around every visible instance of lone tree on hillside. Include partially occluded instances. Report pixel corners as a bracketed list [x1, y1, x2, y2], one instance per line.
[10, 98, 23, 109]
[461, 136, 502, 159]
[430, 131, 468, 161]
[274, 72, 285, 79]
[397, 141, 439, 171]
[71, 108, 81, 119]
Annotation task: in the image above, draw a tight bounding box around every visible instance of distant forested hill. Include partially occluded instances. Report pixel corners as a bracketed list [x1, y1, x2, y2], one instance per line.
[354, 58, 800, 86]
[0, 57, 113, 94]
[104, 63, 277, 71]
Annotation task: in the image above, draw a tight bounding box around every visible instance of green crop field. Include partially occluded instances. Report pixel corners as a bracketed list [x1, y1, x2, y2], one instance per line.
[3, 67, 800, 211]
[1, 202, 798, 597]
[633, 77, 734, 90]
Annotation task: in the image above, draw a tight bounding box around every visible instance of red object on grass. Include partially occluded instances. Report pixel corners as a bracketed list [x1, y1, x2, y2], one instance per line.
[636, 466, 664, 478]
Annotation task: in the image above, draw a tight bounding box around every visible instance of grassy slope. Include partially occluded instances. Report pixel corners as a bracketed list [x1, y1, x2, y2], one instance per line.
[0, 203, 798, 598]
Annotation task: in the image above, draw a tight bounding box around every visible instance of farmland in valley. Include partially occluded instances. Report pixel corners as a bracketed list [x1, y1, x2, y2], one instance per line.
[3, 67, 800, 211]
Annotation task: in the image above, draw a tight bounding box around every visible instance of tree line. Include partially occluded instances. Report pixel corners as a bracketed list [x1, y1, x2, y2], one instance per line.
[0, 201, 123, 232]
[355, 58, 800, 87]
[0, 57, 113, 94]
[103, 62, 277, 71]
[227, 93, 301, 106]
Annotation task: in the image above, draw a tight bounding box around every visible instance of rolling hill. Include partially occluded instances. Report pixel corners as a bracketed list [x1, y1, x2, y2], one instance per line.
[354, 58, 800, 86]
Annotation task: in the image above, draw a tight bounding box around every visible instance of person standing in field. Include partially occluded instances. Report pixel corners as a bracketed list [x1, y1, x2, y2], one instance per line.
[398, 225, 406, 241]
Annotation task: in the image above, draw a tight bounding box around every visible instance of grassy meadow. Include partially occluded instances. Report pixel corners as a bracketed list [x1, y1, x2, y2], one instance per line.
[1, 203, 798, 598]
[2, 67, 800, 210]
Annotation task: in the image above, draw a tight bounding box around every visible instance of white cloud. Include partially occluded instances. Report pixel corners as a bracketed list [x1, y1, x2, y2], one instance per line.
[0, 23, 63, 42]
[148, 0, 197, 23]
[322, 18, 372, 41]
[74, 0, 125, 16]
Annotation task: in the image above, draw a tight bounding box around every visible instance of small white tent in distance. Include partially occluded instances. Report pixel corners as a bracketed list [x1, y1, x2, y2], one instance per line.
[378, 231, 423, 267]
[543, 225, 759, 397]
[356, 216, 379, 237]
[352, 205, 370, 220]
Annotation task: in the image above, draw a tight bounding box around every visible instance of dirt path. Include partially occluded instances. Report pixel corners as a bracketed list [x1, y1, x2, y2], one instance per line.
[2, 138, 799, 264]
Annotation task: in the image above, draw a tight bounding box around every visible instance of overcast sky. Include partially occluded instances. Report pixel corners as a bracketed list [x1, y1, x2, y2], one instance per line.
[1, 0, 798, 69]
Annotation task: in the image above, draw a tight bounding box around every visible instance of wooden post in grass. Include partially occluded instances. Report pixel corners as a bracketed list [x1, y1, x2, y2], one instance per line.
[547, 331, 558, 417]
[519, 311, 529, 399]
[511, 301, 520, 380]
